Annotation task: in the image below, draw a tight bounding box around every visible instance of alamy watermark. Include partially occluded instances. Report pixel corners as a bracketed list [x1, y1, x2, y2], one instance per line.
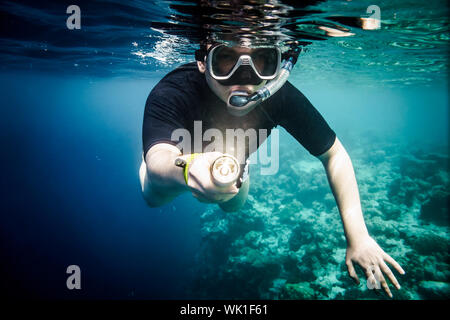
[66, 265, 81, 290]
[362, 5, 381, 30]
[171, 121, 279, 175]
[66, 5, 81, 30]
[366, 265, 382, 290]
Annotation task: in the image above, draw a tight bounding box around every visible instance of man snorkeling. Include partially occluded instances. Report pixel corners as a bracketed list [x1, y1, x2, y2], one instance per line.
[139, 40, 405, 298]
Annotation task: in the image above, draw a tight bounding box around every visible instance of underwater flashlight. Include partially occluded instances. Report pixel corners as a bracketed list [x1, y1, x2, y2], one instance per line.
[211, 154, 240, 187]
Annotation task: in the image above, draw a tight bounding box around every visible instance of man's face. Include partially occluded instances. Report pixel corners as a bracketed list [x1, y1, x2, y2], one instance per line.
[197, 45, 267, 105]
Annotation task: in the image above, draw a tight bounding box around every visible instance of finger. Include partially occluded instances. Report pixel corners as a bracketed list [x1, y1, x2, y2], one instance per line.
[208, 188, 238, 200]
[374, 266, 393, 298]
[193, 188, 234, 203]
[346, 259, 360, 284]
[383, 253, 405, 275]
[365, 266, 377, 288]
[191, 190, 213, 203]
[379, 260, 401, 290]
[216, 197, 233, 204]
[206, 152, 225, 165]
[228, 184, 239, 194]
[188, 170, 202, 188]
[220, 186, 239, 195]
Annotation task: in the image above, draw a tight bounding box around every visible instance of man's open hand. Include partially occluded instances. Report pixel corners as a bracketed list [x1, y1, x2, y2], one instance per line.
[345, 236, 405, 298]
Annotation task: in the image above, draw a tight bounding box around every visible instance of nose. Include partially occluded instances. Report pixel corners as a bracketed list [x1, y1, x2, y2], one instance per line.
[239, 69, 252, 80]
[219, 65, 263, 86]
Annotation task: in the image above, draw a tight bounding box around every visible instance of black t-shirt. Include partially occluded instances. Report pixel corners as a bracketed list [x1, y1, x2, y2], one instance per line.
[142, 62, 336, 161]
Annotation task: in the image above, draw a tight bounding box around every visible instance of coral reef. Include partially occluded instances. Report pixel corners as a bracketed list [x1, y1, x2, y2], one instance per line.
[190, 136, 449, 299]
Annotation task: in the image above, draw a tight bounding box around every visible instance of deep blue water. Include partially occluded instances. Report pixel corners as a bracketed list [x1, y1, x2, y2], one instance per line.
[1, 0, 449, 300]
[1, 74, 205, 299]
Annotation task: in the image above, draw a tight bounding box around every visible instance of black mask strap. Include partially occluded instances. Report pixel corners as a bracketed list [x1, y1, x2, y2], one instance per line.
[195, 42, 220, 62]
[195, 48, 206, 61]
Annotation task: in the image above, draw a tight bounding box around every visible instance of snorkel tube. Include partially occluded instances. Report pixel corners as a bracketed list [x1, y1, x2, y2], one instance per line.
[227, 45, 301, 115]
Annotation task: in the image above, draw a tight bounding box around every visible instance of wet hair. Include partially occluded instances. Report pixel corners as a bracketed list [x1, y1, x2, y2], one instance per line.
[194, 41, 208, 62]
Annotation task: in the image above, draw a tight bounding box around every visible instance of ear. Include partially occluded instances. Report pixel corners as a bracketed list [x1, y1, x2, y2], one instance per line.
[197, 60, 206, 74]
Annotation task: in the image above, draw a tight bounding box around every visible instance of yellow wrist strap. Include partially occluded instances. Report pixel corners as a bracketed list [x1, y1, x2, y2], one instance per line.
[184, 153, 201, 185]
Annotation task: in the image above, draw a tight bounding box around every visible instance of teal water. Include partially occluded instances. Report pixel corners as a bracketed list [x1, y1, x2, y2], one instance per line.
[192, 84, 449, 299]
[0, 0, 448, 299]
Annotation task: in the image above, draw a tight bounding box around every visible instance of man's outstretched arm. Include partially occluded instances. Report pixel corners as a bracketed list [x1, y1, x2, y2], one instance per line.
[317, 137, 405, 298]
[140, 143, 188, 207]
[140, 143, 240, 208]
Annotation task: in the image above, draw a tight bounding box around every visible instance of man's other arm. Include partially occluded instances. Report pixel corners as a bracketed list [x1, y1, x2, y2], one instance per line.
[317, 137, 369, 244]
[317, 136, 405, 297]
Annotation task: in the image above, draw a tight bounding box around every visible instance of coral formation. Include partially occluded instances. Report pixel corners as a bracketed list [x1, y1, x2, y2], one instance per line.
[190, 136, 449, 299]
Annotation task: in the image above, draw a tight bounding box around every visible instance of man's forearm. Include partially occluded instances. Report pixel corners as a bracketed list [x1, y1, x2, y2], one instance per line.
[318, 138, 369, 246]
[141, 143, 188, 206]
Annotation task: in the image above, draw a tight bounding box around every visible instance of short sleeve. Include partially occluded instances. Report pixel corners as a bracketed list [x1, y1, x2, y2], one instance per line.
[278, 82, 336, 156]
[142, 86, 187, 157]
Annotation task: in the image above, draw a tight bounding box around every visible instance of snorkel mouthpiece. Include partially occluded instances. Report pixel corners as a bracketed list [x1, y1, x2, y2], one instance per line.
[229, 92, 261, 108]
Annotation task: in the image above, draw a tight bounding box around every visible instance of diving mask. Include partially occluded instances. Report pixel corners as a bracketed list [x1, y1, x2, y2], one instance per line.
[206, 44, 281, 85]
[195, 42, 301, 116]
